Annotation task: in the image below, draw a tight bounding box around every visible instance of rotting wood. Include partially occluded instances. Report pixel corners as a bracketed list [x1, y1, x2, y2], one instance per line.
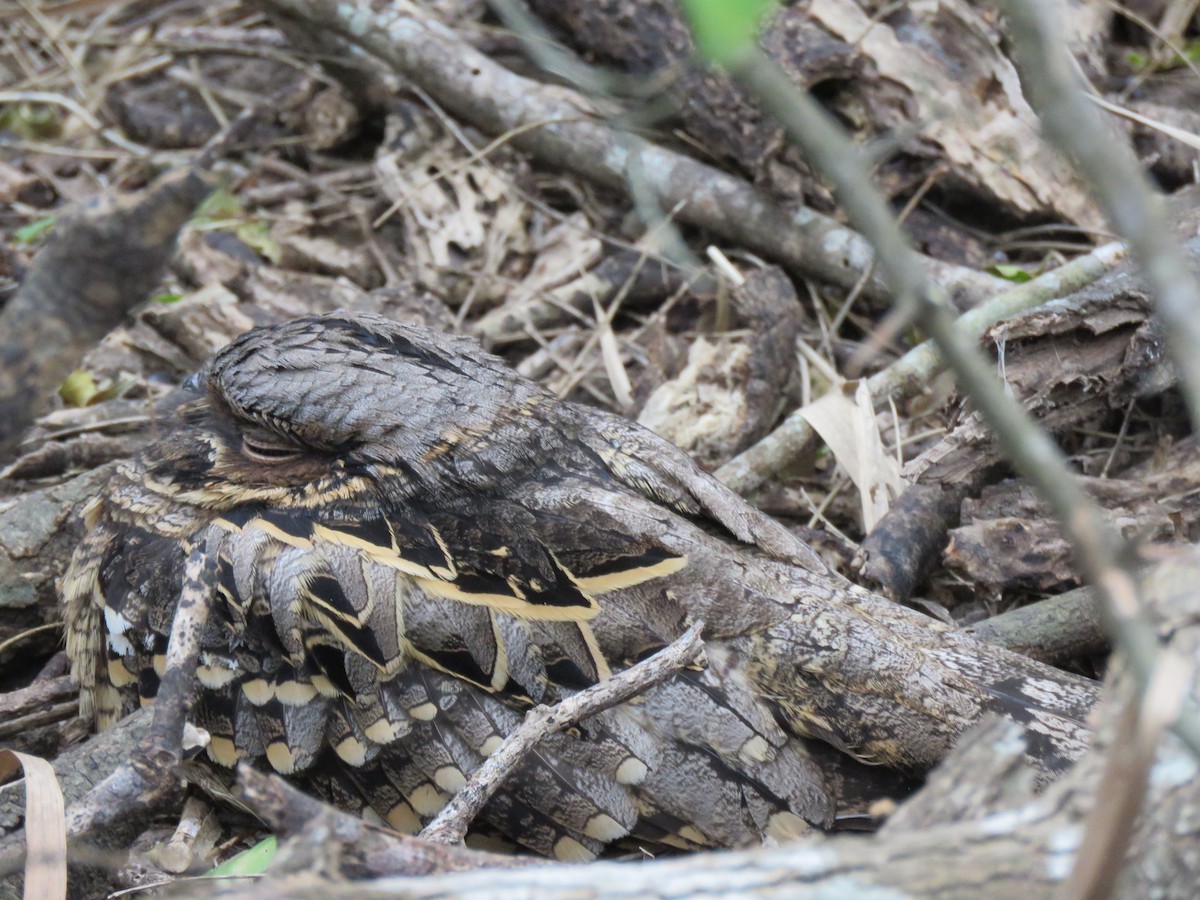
[527, 0, 1102, 238]
[715, 241, 1129, 497]
[947, 443, 1200, 594]
[856, 244, 1181, 601]
[637, 265, 803, 468]
[905, 261, 1173, 491]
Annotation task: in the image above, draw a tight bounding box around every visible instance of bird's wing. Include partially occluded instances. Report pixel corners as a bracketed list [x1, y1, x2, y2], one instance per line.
[196, 473, 692, 709]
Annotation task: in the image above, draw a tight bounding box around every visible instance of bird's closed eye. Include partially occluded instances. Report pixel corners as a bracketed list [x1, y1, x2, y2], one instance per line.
[240, 428, 304, 464]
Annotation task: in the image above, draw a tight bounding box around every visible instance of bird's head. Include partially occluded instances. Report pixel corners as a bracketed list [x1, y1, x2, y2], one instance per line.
[133, 312, 558, 513]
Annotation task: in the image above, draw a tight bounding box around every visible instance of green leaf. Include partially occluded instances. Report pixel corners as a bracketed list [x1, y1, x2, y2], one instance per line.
[988, 263, 1033, 284]
[14, 215, 57, 245]
[206, 836, 277, 877]
[235, 220, 281, 264]
[0, 103, 63, 139]
[681, 0, 776, 64]
[193, 186, 244, 222]
[59, 370, 100, 408]
[151, 292, 183, 304]
[190, 188, 279, 261]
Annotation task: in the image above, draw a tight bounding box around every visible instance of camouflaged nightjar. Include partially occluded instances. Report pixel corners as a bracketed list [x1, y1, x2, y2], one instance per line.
[64, 312, 1099, 859]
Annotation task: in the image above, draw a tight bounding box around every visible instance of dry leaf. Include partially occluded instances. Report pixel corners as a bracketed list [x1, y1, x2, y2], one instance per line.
[799, 380, 904, 531]
[593, 297, 633, 410]
[0, 748, 67, 900]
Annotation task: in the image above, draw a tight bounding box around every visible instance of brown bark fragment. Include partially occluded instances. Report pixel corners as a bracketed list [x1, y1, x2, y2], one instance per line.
[856, 480, 985, 600]
[947, 441, 1200, 593]
[856, 249, 1172, 603]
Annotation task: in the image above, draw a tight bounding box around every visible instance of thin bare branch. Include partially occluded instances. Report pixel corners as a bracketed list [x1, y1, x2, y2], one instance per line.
[718, 47, 1200, 763]
[715, 240, 1127, 495]
[255, 0, 1001, 307]
[994, 0, 1200, 430]
[420, 621, 705, 845]
[967, 584, 1108, 665]
[62, 533, 217, 837]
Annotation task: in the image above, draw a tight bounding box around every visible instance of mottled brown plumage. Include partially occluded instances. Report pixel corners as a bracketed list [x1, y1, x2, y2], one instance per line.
[64, 312, 1099, 859]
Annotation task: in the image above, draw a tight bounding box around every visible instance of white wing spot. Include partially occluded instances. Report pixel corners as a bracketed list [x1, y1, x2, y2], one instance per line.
[103, 607, 136, 656]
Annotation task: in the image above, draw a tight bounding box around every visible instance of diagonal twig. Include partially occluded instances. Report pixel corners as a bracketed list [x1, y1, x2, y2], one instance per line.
[715, 240, 1127, 496]
[988, 4, 1200, 893]
[255, 0, 1002, 308]
[703, 23, 1200, 899]
[715, 39, 1200, 762]
[995, 0, 1200, 431]
[420, 621, 705, 845]
[63, 532, 217, 838]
